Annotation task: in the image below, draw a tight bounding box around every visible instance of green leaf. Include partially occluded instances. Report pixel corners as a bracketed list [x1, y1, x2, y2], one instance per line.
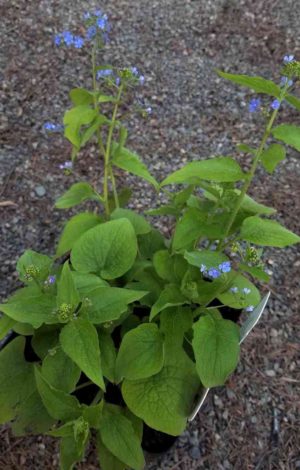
[112, 143, 159, 189]
[111, 208, 151, 235]
[138, 229, 166, 260]
[97, 434, 127, 470]
[184, 249, 228, 269]
[116, 323, 164, 381]
[285, 93, 300, 112]
[70, 88, 94, 106]
[71, 219, 138, 279]
[99, 404, 145, 470]
[150, 284, 188, 321]
[241, 194, 276, 215]
[0, 337, 34, 424]
[237, 143, 256, 154]
[160, 306, 193, 341]
[57, 262, 80, 309]
[56, 213, 102, 257]
[192, 313, 240, 387]
[16, 250, 52, 283]
[88, 287, 148, 324]
[63, 105, 98, 148]
[98, 94, 117, 103]
[122, 345, 200, 435]
[272, 124, 300, 152]
[217, 273, 260, 308]
[72, 272, 108, 295]
[161, 157, 245, 187]
[239, 263, 270, 282]
[0, 314, 15, 340]
[55, 182, 99, 209]
[261, 143, 286, 173]
[217, 70, 280, 97]
[11, 390, 55, 436]
[82, 401, 103, 429]
[98, 330, 117, 382]
[60, 433, 88, 470]
[60, 317, 105, 390]
[0, 286, 57, 328]
[80, 116, 104, 146]
[240, 216, 300, 247]
[42, 347, 80, 393]
[34, 367, 82, 421]
[12, 321, 34, 335]
[32, 327, 60, 359]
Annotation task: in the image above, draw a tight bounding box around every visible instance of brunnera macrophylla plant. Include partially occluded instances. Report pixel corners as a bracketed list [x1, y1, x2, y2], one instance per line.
[0, 7, 300, 468]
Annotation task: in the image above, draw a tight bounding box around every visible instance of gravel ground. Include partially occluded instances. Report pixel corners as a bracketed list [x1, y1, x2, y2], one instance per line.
[1, 0, 300, 468]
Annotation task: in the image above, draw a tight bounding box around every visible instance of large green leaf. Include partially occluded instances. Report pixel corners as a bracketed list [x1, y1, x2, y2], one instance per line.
[217, 70, 280, 96]
[261, 144, 286, 173]
[42, 347, 81, 393]
[72, 272, 108, 295]
[63, 105, 98, 148]
[184, 249, 228, 269]
[56, 212, 102, 257]
[217, 273, 261, 308]
[240, 216, 300, 247]
[116, 323, 164, 381]
[16, 250, 52, 283]
[57, 262, 80, 310]
[70, 88, 94, 106]
[34, 367, 82, 421]
[97, 435, 127, 470]
[11, 390, 55, 436]
[160, 306, 193, 342]
[71, 219, 137, 279]
[112, 143, 159, 189]
[31, 327, 60, 359]
[0, 286, 57, 328]
[122, 344, 200, 436]
[60, 433, 88, 470]
[88, 287, 148, 324]
[55, 182, 99, 209]
[161, 157, 245, 187]
[241, 194, 276, 215]
[111, 208, 151, 235]
[99, 404, 145, 470]
[0, 337, 34, 424]
[150, 284, 188, 321]
[60, 316, 105, 390]
[0, 314, 15, 340]
[98, 330, 117, 382]
[138, 229, 166, 260]
[192, 313, 240, 387]
[272, 124, 300, 152]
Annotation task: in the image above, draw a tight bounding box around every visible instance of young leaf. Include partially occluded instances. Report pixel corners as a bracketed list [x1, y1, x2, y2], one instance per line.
[88, 287, 148, 324]
[192, 314, 240, 387]
[99, 404, 145, 470]
[71, 219, 138, 279]
[56, 212, 102, 257]
[60, 316, 105, 390]
[55, 182, 99, 209]
[42, 347, 81, 393]
[98, 330, 117, 382]
[111, 208, 151, 235]
[217, 272, 260, 308]
[240, 216, 300, 247]
[272, 124, 300, 152]
[161, 157, 245, 187]
[70, 88, 94, 106]
[0, 286, 57, 328]
[240, 194, 276, 215]
[261, 144, 286, 173]
[34, 367, 82, 421]
[217, 70, 280, 97]
[116, 323, 164, 381]
[112, 143, 159, 189]
[0, 337, 34, 424]
[122, 345, 200, 436]
[57, 262, 80, 309]
[150, 284, 188, 321]
[16, 250, 53, 283]
[63, 105, 98, 148]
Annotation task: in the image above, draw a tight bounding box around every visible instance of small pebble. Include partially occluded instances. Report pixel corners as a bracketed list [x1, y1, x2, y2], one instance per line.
[265, 370, 276, 377]
[35, 185, 46, 197]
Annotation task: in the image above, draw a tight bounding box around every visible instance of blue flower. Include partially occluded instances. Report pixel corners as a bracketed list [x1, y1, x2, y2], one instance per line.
[86, 25, 97, 40]
[249, 98, 261, 113]
[96, 69, 113, 80]
[46, 275, 56, 285]
[245, 305, 254, 312]
[62, 31, 74, 47]
[139, 75, 145, 85]
[271, 99, 280, 110]
[83, 12, 91, 20]
[44, 122, 63, 132]
[59, 161, 73, 170]
[54, 34, 61, 46]
[145, 106, 152, 114]
[208, 268, 221, 279]
[115, 77, 121, 86]
[200, 264, 207, 273]
[230, 287, 238, 294]
[73, 36, 85, 49]
[280, 76, 293, 87]
[94, 9, 103, 17]
[130, 67, 139, 76]
[283, 54, 294, 64]
[219, 261, 231, 273]
[96, 17, 106, 30]
[242, 287, 251, 295]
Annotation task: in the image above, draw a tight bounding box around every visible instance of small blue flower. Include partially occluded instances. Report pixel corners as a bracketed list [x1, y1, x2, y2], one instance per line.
[83, 12, 91, 20]
[96, 69, 113, 80]
[283, 54, 294, 64]
[145, 106, 152, 115]
[249, 98, 261, 113]
[230, 287, 238, 294]
[103, 32, 110, 44]
[130, 67, 139, 76]
[245, 305, 254, 312]
[219, 261, 231, 273]
[280, 76, 293, 87]
[46, 275, 56, 285]
[200, 264, 207, 273]
[242, 287, 251, 295]
[62, 31, 74, 47]
[94, 9, 103, 17]
[96, 17, 106, 30]
[271, 99, 280, 110]
[54, 34, 61, 46]
[139, 75, 145, 85]
[73, 36, 85, 49]
[86, 25, 97, 40]
[116, 77, 121, 86]
[59, 161, 73, 170]
[44, 122, 64, 132]
[208, 268, 221, 279]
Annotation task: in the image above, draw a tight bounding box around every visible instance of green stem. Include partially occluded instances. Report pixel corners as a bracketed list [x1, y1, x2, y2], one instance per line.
[75, 381, 93, 391]
[91, 390, 102, 406]
[103, 85, 123, 217]
[109, 167, 119, 208]
[218, 88, 288, 251]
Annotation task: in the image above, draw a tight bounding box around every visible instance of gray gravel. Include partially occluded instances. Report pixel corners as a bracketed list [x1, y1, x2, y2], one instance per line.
[1, 0, 300, 469]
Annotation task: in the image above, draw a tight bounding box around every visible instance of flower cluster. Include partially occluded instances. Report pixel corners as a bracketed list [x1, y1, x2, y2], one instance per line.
[200, 261, 231, 279]
[230, 286, 251, 295]
[54, 31, 85, 49]
[83, 9, 110, 43]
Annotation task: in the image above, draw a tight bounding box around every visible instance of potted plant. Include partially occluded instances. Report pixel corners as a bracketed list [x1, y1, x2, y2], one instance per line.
[0, 10, 300, 470]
